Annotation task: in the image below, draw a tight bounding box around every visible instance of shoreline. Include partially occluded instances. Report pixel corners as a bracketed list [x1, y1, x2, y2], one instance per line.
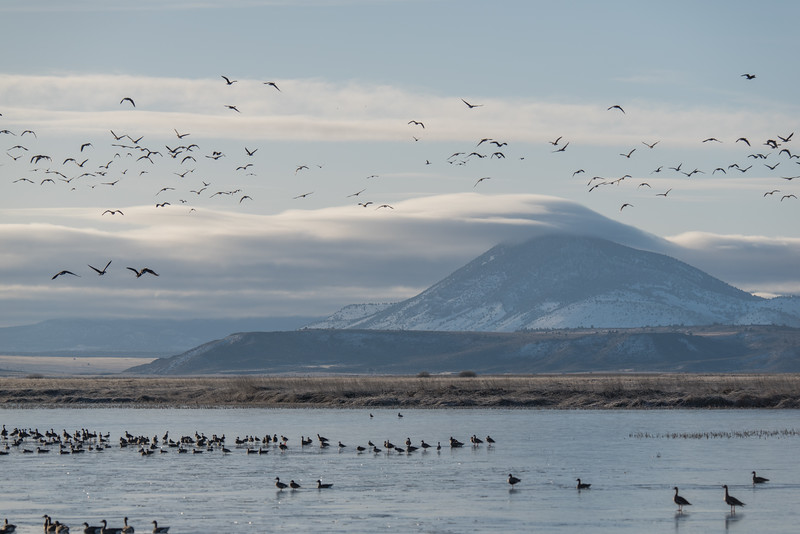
[1, 374, 799, 409]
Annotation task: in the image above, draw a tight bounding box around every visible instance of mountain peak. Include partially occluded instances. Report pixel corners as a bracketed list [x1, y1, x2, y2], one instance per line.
[311, 234, 782, 331]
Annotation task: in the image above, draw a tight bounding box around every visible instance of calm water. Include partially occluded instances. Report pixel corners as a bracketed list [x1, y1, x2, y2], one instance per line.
[1, 408, 798, 533]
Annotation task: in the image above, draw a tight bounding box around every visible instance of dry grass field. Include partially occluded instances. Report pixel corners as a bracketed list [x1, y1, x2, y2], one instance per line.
[0, 374, 798, 408]
[0, 355, 156, 376]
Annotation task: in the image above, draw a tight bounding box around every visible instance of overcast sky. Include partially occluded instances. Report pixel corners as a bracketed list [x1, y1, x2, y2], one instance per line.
[1, 0, 799, 327]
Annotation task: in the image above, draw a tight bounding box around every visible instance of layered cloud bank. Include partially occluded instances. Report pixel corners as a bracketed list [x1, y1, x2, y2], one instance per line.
[1, 193, 798, 326]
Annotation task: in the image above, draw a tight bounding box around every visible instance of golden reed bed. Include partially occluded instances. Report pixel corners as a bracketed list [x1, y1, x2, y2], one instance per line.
[0, 374, 798, 408]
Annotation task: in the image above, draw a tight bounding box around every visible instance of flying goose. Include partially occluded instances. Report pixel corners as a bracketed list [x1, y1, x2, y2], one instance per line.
[88, 260, 112, 275]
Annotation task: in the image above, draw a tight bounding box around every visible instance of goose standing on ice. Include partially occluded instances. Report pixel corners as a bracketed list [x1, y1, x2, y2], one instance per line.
[0, 518, 16, 533]
[723, 485, 745, 513]
[151, 521, 170, 533]
[507, 473, 521, 486]
[672, 487, 691, 513]
[752, 471, 769, 484]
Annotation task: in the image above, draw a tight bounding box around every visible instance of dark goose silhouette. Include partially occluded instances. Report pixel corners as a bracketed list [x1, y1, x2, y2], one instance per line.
[673, 487, 691, 512]
[723, 485, 745, 513]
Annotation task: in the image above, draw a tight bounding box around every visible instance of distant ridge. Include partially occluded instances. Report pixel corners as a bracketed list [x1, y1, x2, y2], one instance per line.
[0, 317, 323, 356]
[127, 325, 800, 375]
[309, 234, 800, 331]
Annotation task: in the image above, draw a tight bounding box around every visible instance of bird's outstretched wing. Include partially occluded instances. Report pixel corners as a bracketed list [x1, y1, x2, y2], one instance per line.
[52, 270, 80, 280]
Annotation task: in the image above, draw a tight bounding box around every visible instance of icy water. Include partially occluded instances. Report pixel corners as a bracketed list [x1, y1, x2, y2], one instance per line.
[1, 409, 799, 533]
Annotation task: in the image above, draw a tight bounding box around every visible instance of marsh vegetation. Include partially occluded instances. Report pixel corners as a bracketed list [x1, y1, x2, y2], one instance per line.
[1, 373, 798, 408]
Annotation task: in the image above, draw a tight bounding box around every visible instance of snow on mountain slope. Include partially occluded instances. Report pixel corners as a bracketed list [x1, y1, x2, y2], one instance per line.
[312, 234, 799, 331]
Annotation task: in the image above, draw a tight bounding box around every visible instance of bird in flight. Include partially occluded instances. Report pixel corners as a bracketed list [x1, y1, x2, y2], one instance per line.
[548, 136, 563, 146]
[52, 270, 80, 280]
[102, 209, 124, 216]
[552, 142, 569, 153]
[293, 192, 314, 199]
[245, 147, 258, 156]
[347, 188, 367, 198]
[461, 98, 483, 109]
[781, 194, 797, 201]
[473, 176, 491, 187]
[620, 148, 636, 158]
[127, 267, 159, 278]
[225, 105, 240, 113]
[239, 195, 253, 203]
[778, 132, 794, 143]
[375, 204, 394, 210]
[174, 129, 190, 139]
[263, 81, 280, 91]
[642, 140, 659, 149]
[221, 75, 237, 85]
[620, 203, 633, 211]
[702, 137, 721, 143]
[358, 201, 373, 208]
[408, 120, 424, 128]
[88, 260, 112, 276]
[155, 202, 171, 208]
[736, 137, 751, 146]
[764, 190, 780, 197]
[120, 97, 135, 107]
[607, 105, 625, 113]
[656, 188, 672, 197]
[741, 73, 756, 80]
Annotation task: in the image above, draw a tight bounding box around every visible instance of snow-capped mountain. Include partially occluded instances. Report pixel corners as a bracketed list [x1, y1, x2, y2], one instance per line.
[309, 234, 800, 331]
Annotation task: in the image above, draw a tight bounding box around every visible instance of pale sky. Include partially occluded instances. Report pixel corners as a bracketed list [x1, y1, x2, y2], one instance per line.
[1, 0, 799, 327]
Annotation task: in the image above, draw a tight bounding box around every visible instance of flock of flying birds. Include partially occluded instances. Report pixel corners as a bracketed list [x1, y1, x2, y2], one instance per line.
[1, 71, 796, 282]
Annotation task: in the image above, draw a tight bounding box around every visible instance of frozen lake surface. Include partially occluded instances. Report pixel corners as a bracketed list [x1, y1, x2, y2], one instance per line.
[1, 408, 798, 533]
